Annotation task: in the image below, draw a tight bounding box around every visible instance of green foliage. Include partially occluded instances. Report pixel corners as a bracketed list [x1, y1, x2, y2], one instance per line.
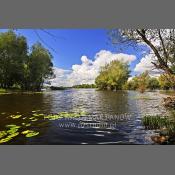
[125, 72, 160, 92]
[0, 30, 28, 88]
[147, 77, 160, 90]
[95, 60, 130, 90]
[0, 30, 53, 91]
[142, 115, 172, 129]
[22, 130, 39, 138]
[72, 84, 97, 88]
[158, 74, 175, 90]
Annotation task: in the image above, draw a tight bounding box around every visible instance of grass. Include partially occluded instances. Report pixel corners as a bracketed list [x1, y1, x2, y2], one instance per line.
[142, 115, 175, 144]
[142, 115, 173, 129]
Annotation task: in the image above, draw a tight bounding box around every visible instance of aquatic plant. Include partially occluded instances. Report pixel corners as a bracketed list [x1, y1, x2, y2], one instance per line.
[22, 123, 31, 127]
[142, 115, 175, 144]
[22, 130, 39, 137]
[0, 131, 7, 139]
[44, 111, 87, 121]
[142, 115, 172, 129]
[10, 115, 22, 119]
[0, 124, 21, 143]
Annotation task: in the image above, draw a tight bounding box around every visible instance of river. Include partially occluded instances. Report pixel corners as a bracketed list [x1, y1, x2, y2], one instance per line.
[0, 89, 173, 144]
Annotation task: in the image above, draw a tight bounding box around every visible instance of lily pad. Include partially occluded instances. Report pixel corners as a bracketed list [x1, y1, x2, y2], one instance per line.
[10, 115, 22, 119]
[0, 131, 7, 138]
[22, 130, 39, 137]
[44, 111, 88, 121]
[22, 123, 31, 127]
[22, 130, 31, 135]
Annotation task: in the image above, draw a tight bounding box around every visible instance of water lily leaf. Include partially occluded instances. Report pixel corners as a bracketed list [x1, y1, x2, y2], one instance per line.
[44, 111, 88, 121]
[22, 123, 31, 127]
[0, 132, 19, 143]
[26, 131, 39, 138]
[22, 130, 31, 135]
[6, 124, 21, 129]
[10, 115, 22, 119]
[33, 113, 44, 117]
[22, 130, 39, 137]
[31, 119, 38, 122]
[1, 112, 6, 115]
[0, 131, 7, 138]
[7, 128, 19, 134]
[0, 137, 12, 143]
[8, 132, 19, 138]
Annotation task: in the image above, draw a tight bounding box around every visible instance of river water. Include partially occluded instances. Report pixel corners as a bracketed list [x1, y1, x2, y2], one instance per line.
[0, 89, 173, 144]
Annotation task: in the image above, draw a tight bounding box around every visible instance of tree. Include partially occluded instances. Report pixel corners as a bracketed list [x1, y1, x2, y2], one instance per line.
[0, 30, 54, 91]
[0, 30, 28, 88]
[136, 71, 150, 93]
[158, 74, 175, 90]
[124, 78, 139, 90]
[95, 60, 130, 90]
[109, 29, 175, 85]
[147, 77, 160, 90]
[26, 43, 53, 91]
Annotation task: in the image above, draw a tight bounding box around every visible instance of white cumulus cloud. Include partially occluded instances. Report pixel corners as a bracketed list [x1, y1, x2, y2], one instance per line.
[134, 54, 161, 77]
[49, 50, 136, 87]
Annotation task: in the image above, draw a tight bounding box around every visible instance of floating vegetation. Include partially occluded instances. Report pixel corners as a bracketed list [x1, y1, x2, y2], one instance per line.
[22, 123, 31, 127]
[44, 114, 62, 120]
[0, 110, 87, 143]
[31, 119, 38, 122]
[32, 113, 44, 117]
[10, 115, 22, 119]
[1, 112, 6, 115]
[22, 130, 39, 137]
[0, 124, 21, 143]
[0, 131, 7, 138]
[44, 111, 88, 121]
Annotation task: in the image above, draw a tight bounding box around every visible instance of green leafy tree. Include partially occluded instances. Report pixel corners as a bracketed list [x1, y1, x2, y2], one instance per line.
[0, 30, 54, 91]
[95, 60, 130, 90]
[158, 74, 175, 90]
[0, 30, 28, 88]
[147, 77, 160, 90]
[26, 43, 53, 91]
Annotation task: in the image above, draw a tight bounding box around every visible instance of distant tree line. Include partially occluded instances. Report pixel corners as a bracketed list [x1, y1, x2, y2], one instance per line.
[72, 84, 97, 88]
[0, 30, 53, 91]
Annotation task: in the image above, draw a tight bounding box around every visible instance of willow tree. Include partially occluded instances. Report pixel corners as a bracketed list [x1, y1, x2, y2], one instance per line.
[95, 60, 130, 90]
[109, 29, 175, 87]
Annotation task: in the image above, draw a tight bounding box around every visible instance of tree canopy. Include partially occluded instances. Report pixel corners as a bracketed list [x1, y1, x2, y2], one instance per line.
[0, 30, 53, 91]
[95, 60, 130, 90]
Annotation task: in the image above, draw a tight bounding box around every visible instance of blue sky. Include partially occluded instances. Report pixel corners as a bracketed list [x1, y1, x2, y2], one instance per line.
[0, 29, 151, 85]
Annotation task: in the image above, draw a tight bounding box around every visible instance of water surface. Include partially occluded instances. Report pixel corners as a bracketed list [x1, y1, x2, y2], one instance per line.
[0, 89, 172, 144]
